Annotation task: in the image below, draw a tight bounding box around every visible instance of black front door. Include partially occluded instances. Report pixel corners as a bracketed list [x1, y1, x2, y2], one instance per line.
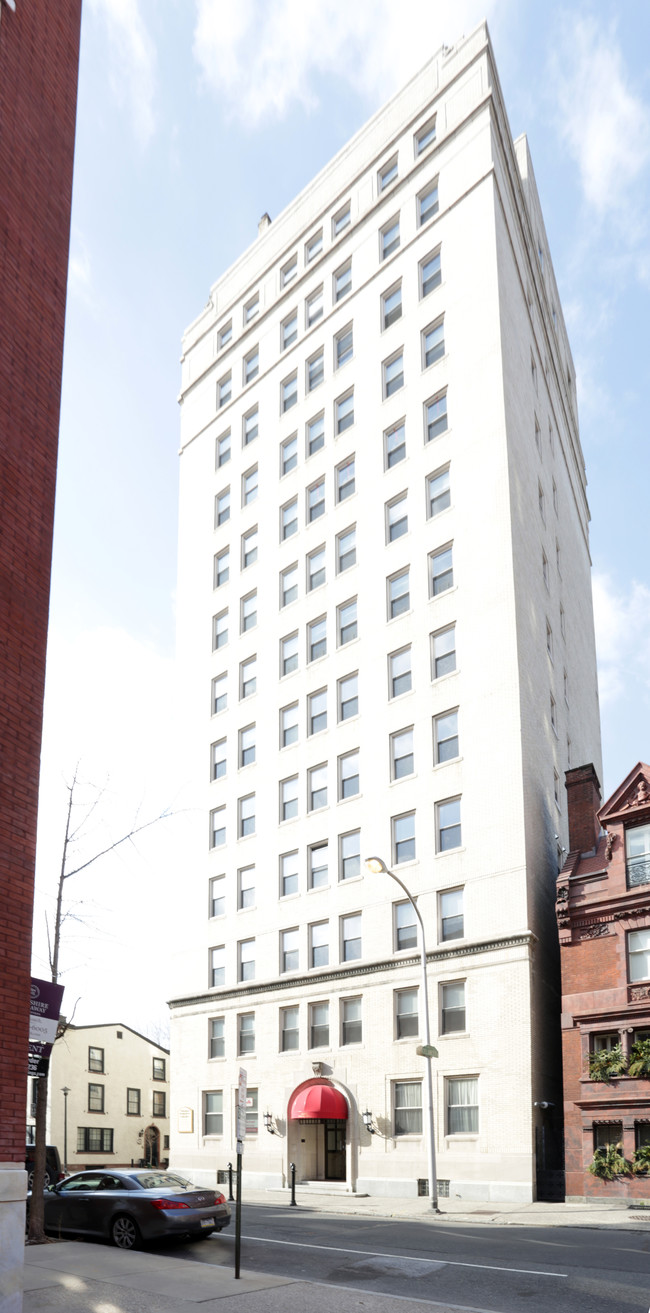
[324, 1120, 346, 1180]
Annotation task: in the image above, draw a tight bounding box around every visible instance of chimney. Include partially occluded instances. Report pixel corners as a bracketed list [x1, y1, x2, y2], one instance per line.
[565, 764, 601, 854]
[258, 212, 272, 236]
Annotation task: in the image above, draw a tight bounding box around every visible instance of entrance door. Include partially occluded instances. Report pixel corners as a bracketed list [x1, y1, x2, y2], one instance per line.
[324, 1121, 346, 1180]
[144, 1126, 160, 1167]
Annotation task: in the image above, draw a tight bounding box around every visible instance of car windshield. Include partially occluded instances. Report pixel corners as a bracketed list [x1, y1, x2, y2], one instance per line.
[134, 1172, 193, 1190]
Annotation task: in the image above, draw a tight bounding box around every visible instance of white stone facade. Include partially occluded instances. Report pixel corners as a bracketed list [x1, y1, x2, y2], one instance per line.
[170, 23, 602, 1202]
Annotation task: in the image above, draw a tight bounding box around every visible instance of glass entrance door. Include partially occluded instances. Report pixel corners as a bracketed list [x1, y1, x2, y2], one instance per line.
[324, 1120, 346, 1180]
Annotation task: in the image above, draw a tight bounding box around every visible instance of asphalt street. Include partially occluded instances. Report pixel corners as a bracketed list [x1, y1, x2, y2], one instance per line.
[159, 1202, 650, 1313]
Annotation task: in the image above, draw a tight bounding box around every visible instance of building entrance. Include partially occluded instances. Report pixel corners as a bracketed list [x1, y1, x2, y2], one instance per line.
[324, 1120, 346, 1180]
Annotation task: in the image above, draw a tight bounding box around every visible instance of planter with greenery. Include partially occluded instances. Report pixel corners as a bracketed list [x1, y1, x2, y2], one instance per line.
[587, 1043, 627, 1083]
[632, 1145, 650, 1176]
[628, 1038, 650, 1079]
[588, 1143, 630, 1180]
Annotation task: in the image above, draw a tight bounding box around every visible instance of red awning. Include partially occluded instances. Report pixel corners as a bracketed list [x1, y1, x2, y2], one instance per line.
[289, 1084, 348, 1120]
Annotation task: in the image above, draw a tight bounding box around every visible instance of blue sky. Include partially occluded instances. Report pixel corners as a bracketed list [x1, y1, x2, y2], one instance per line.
[34, 0, 650, 1032]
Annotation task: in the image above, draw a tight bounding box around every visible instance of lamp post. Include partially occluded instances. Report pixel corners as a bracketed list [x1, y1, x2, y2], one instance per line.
[365, 856, 440, 1213]
[61, 1086, 70, 1174]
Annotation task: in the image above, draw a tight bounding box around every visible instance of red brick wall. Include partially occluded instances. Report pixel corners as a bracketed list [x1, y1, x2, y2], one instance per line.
[565, 764, 601, 854]
[0, 0, 81, 1163]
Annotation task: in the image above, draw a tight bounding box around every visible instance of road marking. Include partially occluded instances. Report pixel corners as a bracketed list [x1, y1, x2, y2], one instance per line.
[231, 1232, 567, 1278]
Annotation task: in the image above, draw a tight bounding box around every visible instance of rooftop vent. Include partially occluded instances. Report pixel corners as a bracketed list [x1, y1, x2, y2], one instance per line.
[258, 212, 272, 236]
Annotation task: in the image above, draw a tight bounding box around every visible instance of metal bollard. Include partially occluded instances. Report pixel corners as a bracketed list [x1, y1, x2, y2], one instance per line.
[289, 1161, 297, 1206]
[227, 1161, 235, 1202]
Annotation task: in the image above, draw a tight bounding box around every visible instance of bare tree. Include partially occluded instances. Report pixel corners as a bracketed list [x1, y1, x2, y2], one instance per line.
[27, 766, 172, 1243]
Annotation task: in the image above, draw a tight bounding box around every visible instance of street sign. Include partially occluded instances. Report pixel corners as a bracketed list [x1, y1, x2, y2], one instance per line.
[416, 1044, 438, 1058]
[28, 978, 64, 1076]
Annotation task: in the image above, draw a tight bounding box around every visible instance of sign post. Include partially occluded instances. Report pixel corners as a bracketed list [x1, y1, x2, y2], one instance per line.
[235, 1067, 247, 1279]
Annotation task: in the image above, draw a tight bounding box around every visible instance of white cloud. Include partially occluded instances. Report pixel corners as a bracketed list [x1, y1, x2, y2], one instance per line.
[88, 0, 157, 146]
[592, 571, 650, 707]
[192, 0, 505, 127]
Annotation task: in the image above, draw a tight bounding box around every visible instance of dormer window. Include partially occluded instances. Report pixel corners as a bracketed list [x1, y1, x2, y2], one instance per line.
[626, 822, 650, 888]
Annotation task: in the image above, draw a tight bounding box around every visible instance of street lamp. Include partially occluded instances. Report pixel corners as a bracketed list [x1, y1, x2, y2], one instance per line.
[61, 1086, 70, 1174]
[365, 856, 440, 1213]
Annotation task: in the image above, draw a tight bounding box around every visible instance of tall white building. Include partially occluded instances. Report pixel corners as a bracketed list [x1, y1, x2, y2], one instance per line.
[170, 23, 602, 1202]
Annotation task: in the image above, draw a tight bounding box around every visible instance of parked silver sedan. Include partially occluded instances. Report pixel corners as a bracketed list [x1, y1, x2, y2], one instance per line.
[36, 1169, 231, 1249]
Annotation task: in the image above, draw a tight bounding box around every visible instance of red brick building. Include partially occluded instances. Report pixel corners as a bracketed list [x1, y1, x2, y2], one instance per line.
[557, 763, 650, 1199]
[0, 0, 81, 1283]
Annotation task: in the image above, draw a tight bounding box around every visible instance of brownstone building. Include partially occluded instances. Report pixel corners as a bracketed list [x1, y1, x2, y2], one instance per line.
[0, 0, 82, 1290]
[557, 763, 650, 1199]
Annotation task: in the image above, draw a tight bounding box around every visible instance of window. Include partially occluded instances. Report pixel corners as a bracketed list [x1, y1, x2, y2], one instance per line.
[213, 673, 227, 714]
[550, 694, 557, 734]
[592, 1032, 620, 1054]
[153, 1091, 166, 1117]
[531, 352, 537, 391]
[238, 1013, 255, 1055]
[308, 477, 325, 521]
[384, 351, 404, 397]
[539, 481, 546, 522]
[244, 347, 259, 385]
[338, 672, 358, 720]
[210, 875, 225, 918]
[423, 318, 444, 366]
[425, 391, 448, 442]
[243, 407, 258, 445]
[308, 688, 327, 735]
[88, 1046, 104, 1073]
[281, 1006, 299, 1051]
[238, 794, 255, 838]
[127, 1088, 141, 1115]
[282, 373, 298, 412]
[239, 725, 255, 768]
[441, 981, 466, 1034]
[213, 610, 228, 650]
[432, 625, 456, 678]
[637, 1123, 650, 1151]
[308, 764, 328, 811]
[214, 548, 229, 588]
[341, 913, 361, 960]
[415, 115, 437, 154]
[211, 738, 227, 780]
[211, 807, 226, 849]
[77, 1128, 114, 1153]
[204, 1091, 223, 1135]
[396, 989, 418, 1039]
[281, 256, 297, 288]
[210, 946, 225, 987]
[307, 412, 325, 456]
[281, 631, 299, 676]
[335, 390, 354, 433]
[389, 646, 411, 697]
[552, 478, 558, 513]
[337, 526, 356, 573]
[242, 526, 258, 568]
[280, 850, 298, 897]
[379, 155, 398, 190]
[238, 939, 255, 982]
[218, 321, 232, 350]
[388, 568, 409, 618]
[281, 434, 298, 475]
[535, 417, 541, 453]
[241, 591, 257, 633]
[560, 605, 566, 639]
[385, 420, 406, 468]
[440, 888, 464, 941]
[333, 202, 350, 236]
[626, 824, 650, 886]
[281, 775, 299, 821]
[280, 703, 298, 748]
[391, 727, 414, 779]
[88, 1083, 104, 1113]
[394, 1081, 422, 1135]
[447, 1077, 478, 1134]
[310, 920, 329, 968]
[387, 493, 408, 542]
[629, 929, 650, 982]
[216, 431, 231, 468]
[240, 655, 257, 698]
[437, 797, 461, 851]
[340, 829, 360, 880]
[382, 282, 402, 329]
[418, 178, 439, 225]
[306, 287, 323, 327]
[309, 840, 329, 888]
[305, 229, 323, 262]
[282, 310, 298, 350]
[244, 294, 259, 323]
[427, 467, 450, 517]
[395, 900, 417, 951]
[335, 325, 353, 369]
[429, 545, 454, 596]
[216, 488, 230, 526]
[339, 750, 359, 799]
[217, 372, 231, 408]
[594, 1122, 623, 1152]
[434, 709, 459, 763]
[393, 811, 415, 864]
[242, 466, 258, 506]
[380, 217, 400, 260]
[307, 544, 326, 590]
[245, 1088, 258, 1134]
[281, 563, 298, 607]
[420, 248, 441, 297]
[333, 261, 351, 302]
[546, 620, 553, 660]
[281, 928, 299, 973]
[307, 348, 324, 392]
[340, 997, 361, 1046]
[281, 498, 298, 540]
[554, 769, 560, 807]
[310, 1002, 329, 1048]
[308, 616, 327, 662]
[338, 598, 357, 645]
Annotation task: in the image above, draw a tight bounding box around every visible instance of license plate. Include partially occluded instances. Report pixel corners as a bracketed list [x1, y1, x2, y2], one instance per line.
[200, 1219, 215, 1229]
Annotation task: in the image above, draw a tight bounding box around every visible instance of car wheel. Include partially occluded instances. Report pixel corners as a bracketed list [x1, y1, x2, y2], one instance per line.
[111, 1214, 141, 1250]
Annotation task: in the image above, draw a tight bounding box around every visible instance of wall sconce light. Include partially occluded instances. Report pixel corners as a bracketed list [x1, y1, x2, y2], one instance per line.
[362, 1109, 376, 1135]
[264, 1111, 276, 1135]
